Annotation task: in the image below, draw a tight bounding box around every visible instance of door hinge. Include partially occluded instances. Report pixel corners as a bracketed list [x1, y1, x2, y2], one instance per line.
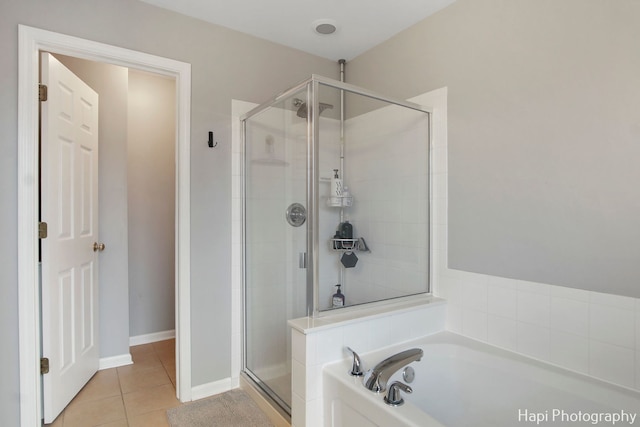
[39, 84, 48, 102]
[40, 357, 50, 375]
[38, 222, 48, 239]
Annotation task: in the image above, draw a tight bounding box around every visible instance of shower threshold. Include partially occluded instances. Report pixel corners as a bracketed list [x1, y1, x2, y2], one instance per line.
[240, 371, 292, 426]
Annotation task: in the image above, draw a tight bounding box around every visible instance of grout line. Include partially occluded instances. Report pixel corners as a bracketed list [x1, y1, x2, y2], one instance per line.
[46, 340, 178, 427]
[116, 362, 132, 425]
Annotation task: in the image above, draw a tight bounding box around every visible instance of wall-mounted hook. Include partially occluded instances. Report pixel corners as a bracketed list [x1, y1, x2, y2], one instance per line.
[208, 131, 218, 148]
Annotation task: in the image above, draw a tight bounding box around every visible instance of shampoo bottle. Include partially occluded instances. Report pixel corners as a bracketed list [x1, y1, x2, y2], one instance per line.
[340, 221, 353, 240]
[332, 284, 345, 308]
[342, 186, 352, 206]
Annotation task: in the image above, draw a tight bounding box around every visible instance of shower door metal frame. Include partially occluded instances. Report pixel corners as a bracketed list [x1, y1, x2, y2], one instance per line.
[307, 79, 320, 318]
[306, 75, 433, 316]
[239, 75, 432, 414]
[239, 110, 293, 416]
[240, 74, 432, 317]
[240, 77, 315, 415]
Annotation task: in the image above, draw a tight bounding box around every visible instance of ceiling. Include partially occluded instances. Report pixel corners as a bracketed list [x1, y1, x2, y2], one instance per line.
[139, 0, 456, 61]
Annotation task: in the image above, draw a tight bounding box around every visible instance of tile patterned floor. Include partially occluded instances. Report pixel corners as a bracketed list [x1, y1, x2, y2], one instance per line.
[45, 339, 179, 427]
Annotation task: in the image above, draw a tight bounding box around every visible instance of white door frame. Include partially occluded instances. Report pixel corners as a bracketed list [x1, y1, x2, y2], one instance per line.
[17, 25, 192, 427]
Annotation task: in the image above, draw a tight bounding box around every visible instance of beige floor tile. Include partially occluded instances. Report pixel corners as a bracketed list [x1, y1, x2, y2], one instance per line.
[154, 341, 175, 363]
[96, 420, 129, 427]
[162, 359, 176, 386]
[72, 369, 122, 403]
[155, 349, 175, 365]
[43, 411, 64, 427]
[160, 356, 175, 372]
[118, 351, 162, 375]
[152, 339, 174, 354]
[123, 383, 180, 417]
[48, 340, 187, 426]
[128, 408, 171, 427]
[119, 365, 171, 394]
[133, 348, 161, 363]
[63, 395, 126, 427]
[130, 343, 155, 357]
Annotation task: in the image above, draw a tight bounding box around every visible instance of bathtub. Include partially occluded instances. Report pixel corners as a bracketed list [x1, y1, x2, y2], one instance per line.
[323, 332, 640, 427]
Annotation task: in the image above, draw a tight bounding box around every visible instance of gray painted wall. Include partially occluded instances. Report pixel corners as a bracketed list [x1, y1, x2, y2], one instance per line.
[348, 0, 640, 298]
[56, 58, 177, 356]
[55, 60, 175, 357]
[1, 0, 337, 424]
[127, 70, 176, 337]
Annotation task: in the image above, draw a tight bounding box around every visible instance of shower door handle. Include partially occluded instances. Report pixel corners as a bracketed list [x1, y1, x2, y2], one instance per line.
[299, 252, 307, 269]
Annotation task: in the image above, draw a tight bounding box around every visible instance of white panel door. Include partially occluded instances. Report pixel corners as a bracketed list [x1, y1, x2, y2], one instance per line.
[40, 52, 100, 423]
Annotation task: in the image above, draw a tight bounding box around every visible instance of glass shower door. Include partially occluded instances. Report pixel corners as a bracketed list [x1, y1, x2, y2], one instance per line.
[243, 91, 308, 411]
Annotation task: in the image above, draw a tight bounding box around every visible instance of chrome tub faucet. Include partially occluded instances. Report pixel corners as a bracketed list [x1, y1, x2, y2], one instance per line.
[363, 348, 423, 393]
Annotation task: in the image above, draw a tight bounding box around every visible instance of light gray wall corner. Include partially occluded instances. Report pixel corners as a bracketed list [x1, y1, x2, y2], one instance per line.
[2, 0, 338, 422]
[0, 14, 22, 427]
[127, 69, 176, 337]
[348, 0, 640, 298]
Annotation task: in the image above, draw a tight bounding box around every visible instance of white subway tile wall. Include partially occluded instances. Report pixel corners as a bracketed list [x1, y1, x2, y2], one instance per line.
[444, 271, 640, 390]
[487, 314, 517, 351]
[344, 102, 430, 306]
[549, 329, 589, 374]
[290, 302, 447, 427]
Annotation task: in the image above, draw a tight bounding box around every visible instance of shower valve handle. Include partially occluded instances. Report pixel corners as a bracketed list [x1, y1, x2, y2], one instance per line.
[384, 381, 412, 406]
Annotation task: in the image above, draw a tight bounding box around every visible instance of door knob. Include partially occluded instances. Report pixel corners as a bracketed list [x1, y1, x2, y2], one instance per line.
[93, 242, 105, 252]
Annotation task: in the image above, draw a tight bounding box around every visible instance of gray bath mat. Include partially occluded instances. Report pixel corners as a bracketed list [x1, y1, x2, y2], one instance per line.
[166, 389, 274, 427]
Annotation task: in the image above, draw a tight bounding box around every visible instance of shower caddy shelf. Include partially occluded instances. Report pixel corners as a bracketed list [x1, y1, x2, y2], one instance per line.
[330, 238, 359, 251]
[326, 195, 354, 207]
[329, 238, 370, 253]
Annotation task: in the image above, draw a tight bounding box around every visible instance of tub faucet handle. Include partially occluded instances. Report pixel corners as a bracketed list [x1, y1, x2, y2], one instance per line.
[384, 381, 412, 406]
[345, 347, 364, 376]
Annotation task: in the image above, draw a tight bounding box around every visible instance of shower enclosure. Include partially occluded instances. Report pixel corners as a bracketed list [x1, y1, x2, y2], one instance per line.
[241, 75, 431, 414]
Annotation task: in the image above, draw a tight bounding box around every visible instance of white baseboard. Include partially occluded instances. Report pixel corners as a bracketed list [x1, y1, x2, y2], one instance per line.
[231, 376, 240, 389]
[129, 329, 175, 346]
[191, 377, 233, 401]
[99, 353, 133, 370]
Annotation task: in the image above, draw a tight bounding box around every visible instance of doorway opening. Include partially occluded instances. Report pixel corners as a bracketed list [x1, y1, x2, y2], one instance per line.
[40, 53, 177, 423]
[18, 25, 192, 427]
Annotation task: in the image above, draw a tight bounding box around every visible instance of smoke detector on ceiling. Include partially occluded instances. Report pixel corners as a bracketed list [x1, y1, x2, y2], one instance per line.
[313, 19, 338, 35]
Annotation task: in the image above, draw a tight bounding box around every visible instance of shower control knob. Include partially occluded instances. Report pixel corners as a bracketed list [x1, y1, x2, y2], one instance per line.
[286, 203, 306, 227]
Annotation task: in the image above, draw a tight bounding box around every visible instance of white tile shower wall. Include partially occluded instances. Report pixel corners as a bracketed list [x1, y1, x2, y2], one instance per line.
[233, 102, 312, 384]
[343, 104, 430, 305]
[413, 89, 640, 393]
[290, 302, 446, 427]
[245, 114, 291, 379]
[317, 118, 343, 310]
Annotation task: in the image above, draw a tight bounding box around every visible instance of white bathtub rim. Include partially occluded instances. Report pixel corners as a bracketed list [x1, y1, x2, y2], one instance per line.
[323, 366, 445, 427]
[428, 332, 640, 402]
[325, 331, 640, 420]
[288, 294, 445, 335]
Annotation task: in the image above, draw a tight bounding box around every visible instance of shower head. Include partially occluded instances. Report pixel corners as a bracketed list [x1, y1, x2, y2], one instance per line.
[292, 98, 333, 118]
